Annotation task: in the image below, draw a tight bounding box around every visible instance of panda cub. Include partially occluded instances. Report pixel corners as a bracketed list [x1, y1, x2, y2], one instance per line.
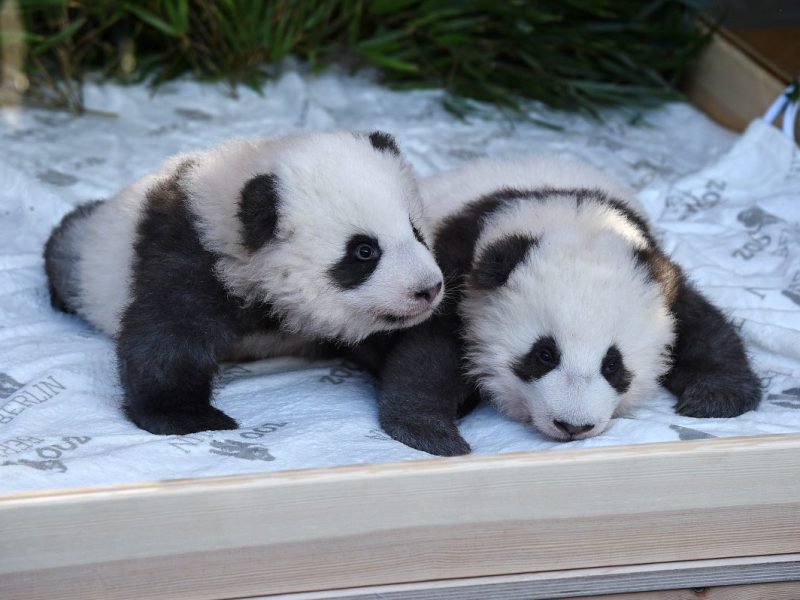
[377, 157, 761, 455]
[44, 131, 444, 435]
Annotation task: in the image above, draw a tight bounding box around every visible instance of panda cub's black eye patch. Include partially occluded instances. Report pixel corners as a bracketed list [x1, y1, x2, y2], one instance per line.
[512, 335, 560, 382]
[329, 235, 382, 289]
[601, 345, 632, 393]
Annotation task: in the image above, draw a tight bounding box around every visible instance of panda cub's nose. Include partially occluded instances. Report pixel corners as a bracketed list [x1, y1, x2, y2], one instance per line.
[553, 420, 594, 436]
[414, 281, 443, 304]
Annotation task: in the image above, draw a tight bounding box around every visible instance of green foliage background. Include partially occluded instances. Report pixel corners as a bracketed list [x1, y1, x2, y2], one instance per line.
[2, 0, 709, 114]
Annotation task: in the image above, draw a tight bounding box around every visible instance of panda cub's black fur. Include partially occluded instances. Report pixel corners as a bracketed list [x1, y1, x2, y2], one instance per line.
[44, 131, 444, 435]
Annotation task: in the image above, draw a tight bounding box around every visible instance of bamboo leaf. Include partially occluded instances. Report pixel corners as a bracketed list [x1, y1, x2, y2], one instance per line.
[124, 4, 182, 37]
[12, 0, 706, 116]
[31, 16, 85, 53]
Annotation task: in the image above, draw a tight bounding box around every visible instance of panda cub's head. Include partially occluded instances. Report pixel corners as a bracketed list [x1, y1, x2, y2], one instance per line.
[460, 191, 678, 441]
[187, 130, 443, 343]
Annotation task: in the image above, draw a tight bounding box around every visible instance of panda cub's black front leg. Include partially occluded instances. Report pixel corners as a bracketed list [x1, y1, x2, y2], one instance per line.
[117, 302, 237, 436]
[665, 277, 761, 418]
[378, 318, 472, 456]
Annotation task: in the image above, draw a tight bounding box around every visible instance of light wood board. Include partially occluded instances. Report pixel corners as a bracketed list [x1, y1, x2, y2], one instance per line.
[2, 434, 799, 599]
[256, 554, 800, 600]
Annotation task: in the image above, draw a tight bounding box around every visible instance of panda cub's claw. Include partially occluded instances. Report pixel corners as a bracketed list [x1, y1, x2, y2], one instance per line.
[380, 413, 471, 456]
[674, 371, 762, 419]
[124, 404, 238, 436]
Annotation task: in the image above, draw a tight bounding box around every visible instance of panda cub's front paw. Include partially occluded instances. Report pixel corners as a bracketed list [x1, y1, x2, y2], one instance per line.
[674, 371, 762, 418]
[380, 413, 471, 456]
[125, 403, 238, 435]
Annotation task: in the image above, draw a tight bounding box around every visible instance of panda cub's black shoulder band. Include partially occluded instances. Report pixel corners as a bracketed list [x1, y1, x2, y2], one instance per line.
[433, 188, 529, 285]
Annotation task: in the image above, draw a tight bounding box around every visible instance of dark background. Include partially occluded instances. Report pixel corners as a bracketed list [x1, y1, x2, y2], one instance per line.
[713, 0, 800, 80]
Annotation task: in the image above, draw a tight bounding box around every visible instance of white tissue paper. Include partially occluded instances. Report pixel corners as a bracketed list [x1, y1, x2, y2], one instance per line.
[1, 68, 799, 494]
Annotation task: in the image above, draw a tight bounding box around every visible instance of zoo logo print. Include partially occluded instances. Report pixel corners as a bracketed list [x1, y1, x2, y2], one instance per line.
[1, 436, 92, 473]
[664, 178, 726, 221]
[165, 421, 288, 461]
[0, 372, 67, 424]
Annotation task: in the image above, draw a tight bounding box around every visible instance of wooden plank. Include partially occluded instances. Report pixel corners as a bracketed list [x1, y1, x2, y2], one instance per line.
[255, 554, 800, 600]
[273, 583, 800, 600]
[1, 434, 800, 600]
[568, 581, 800, 600]
[683, 25, 787, 131]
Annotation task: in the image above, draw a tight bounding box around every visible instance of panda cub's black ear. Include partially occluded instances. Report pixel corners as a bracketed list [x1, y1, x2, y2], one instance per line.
[471, 234, 538, 290]
[368, 131, 401, 156]
[238, 173, 281, 252]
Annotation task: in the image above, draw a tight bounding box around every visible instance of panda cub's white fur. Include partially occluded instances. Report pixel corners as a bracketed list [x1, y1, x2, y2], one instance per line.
[424, 157, 676, 441]
[189, 133, 443, 342]
[461, 190, 675, 440]
[45, 130, 444, 435]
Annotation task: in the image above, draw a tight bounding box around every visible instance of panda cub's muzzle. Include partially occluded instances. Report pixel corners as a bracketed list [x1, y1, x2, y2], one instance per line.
[382, 278, 443, 323]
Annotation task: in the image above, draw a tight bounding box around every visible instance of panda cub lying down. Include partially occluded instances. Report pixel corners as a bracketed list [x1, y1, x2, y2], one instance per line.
[44, 130, 444, 435]
[372, 157, 761, 456]
[44, 134, 759, 450]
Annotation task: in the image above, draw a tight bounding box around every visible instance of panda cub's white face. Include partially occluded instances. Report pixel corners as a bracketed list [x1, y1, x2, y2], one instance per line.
[188, 130, 443, 343]
[461, 195, 676, 441]
[265, 132, 444, 341]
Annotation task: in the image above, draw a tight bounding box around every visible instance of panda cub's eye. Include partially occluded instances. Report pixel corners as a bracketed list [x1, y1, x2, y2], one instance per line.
[536, 347, 557, 366]
[354, 242, 379, 261]
[602, 359, 619, 376]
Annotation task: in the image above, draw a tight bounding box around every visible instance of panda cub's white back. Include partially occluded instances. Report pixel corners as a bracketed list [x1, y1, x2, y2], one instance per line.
[421, 156, 638, 226]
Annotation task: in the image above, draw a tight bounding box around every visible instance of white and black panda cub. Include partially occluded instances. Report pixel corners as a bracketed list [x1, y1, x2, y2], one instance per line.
[44, 130, 444, 436]
[375, 157, 761, 456]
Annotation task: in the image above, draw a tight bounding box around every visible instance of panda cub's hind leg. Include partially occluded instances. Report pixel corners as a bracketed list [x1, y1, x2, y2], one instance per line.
[664, 278, 762, 418]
